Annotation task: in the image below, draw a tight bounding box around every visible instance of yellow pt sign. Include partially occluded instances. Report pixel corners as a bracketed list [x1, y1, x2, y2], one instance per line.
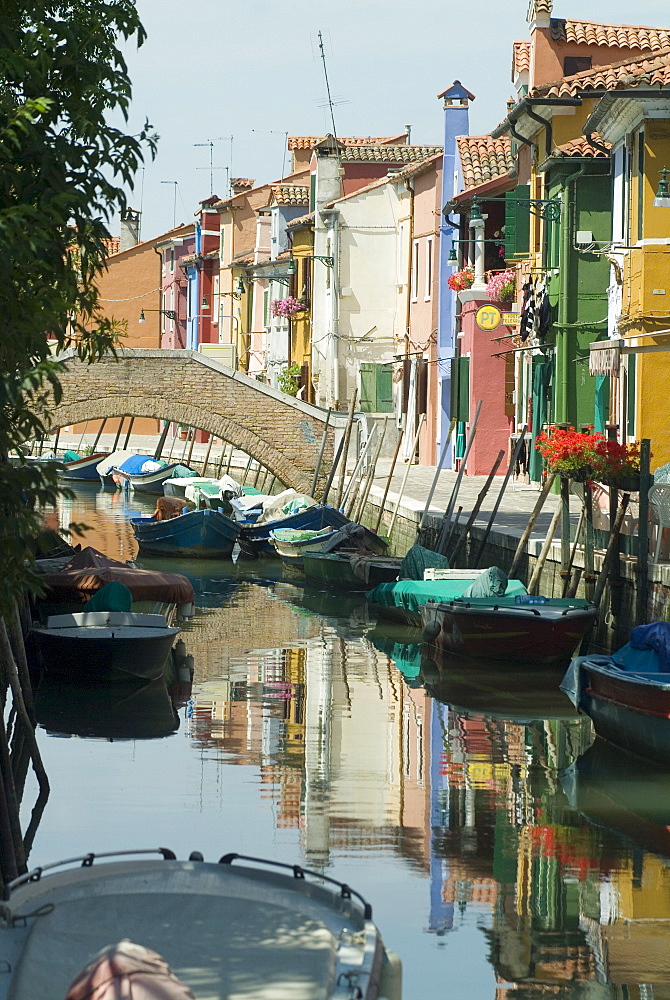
[475, 304, 502, 331]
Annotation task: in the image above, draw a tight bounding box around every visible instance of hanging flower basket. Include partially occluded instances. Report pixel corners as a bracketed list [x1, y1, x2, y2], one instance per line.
[447, 266, 475, 292]
[271, 296, 305, 318]
[485, 268, 516, 304]
[597, 473, 641, 492]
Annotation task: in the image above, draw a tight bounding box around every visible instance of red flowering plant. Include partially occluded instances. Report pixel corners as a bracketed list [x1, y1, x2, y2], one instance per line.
[535, 425, 642, 483]
[485, 268, 516, 304]
[447, 266, 475, 292]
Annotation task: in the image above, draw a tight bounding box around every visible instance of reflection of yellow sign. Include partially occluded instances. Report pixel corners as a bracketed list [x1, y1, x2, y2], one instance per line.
[475, 305, 502, 331]
[502, 312, 520, 326]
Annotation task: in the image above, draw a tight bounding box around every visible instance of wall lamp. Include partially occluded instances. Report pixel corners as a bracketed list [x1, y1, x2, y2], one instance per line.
[654, 167, 670, 208]
[139, 308, 177, 322]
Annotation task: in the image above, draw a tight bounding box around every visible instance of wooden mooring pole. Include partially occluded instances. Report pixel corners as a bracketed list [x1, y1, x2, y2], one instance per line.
[636, 439, 652, 625]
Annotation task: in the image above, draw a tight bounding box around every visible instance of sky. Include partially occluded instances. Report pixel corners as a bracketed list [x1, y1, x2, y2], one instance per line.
[120, 0, 670, 241]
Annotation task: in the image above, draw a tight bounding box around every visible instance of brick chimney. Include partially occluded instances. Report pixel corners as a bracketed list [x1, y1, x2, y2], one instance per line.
[230, 178, 255, 196]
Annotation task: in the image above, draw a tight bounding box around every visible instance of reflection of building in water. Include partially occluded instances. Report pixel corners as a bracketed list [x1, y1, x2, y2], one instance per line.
[189, 630, 432, 870]
[435, 707, 670, 993]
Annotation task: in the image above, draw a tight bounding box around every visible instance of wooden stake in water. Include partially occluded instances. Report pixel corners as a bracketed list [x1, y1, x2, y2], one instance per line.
[388, 414, 425, 538]
[354, 416, 389, 523]
[527, 504, 561, 595]
[374, 427, 404, 535]
[509, 471, 557, 579]
[335, 392, 358, 509]
[310, 409, 332, 499]
[450, 448, 505, 566]
[436, 402, 482, 554]
[417, 418, 457, 536]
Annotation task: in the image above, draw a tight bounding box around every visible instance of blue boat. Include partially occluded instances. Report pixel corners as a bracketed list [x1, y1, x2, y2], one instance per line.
[561, 622, 670, 765]
[131, 507, 241, 559]
[58, 451, 111, 481]
[238, 505, 351, 559]
[114, 454, 191, 495]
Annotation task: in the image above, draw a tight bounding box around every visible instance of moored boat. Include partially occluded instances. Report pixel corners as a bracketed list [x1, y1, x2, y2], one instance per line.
[238, 504, 351, 559]
[0, 849, 402, 1000]
[303, 551, 402, 591]
[561, 622, 670, 765]
[366, 572, 528, 627]
[30, 611, 181, 682]
[421, 595, 597, 664]
[112, 455, 191, 495]
[131, 506, 240, 559]
[57, 450, 111, 481]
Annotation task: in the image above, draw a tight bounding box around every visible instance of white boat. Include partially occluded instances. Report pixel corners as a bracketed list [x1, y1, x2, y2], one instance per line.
[30, 611, 181, 682]
[0, 849, 402, 1000]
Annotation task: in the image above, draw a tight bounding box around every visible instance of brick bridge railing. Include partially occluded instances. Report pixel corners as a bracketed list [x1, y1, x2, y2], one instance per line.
[45, 349, 336, 494]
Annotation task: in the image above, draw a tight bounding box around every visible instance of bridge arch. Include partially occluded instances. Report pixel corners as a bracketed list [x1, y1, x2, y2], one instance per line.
[46, 349, 336, 494]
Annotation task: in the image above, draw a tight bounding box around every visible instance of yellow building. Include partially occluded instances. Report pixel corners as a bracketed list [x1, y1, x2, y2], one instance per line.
[285, 214, 315, 401]
[584, 55, 670, 465]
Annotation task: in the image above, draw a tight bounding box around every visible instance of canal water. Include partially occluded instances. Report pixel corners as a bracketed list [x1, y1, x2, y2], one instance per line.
[23, 485, 670, 998]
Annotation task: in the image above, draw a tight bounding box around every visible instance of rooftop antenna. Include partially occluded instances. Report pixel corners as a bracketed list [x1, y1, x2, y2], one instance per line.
[317, 30, 338, 139]
[194, 136, 234, 196]
[138, 166, 145, 239]
[161, 180, 178, 228]
[252, 129, 290, 179]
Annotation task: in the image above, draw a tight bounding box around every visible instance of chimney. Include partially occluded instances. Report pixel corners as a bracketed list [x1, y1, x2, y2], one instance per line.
[230, 178, 255, 196]
[404, 124, 412, 145]
[120, 208, 141, 251]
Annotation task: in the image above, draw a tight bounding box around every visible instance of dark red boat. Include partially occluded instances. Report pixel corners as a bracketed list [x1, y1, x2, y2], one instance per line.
[421, 595, 597, 665]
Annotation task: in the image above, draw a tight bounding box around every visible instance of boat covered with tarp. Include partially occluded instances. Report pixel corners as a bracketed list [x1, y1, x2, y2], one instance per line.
[367, 561, 526, 627]
[561, 621, 670, 764]
[35, 546, 195, 616]
[0, 849, 402, 1000]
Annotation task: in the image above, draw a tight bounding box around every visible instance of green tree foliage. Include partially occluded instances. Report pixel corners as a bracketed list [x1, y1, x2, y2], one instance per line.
[277, 363, 302, 397]
[0, 1, 156, 615]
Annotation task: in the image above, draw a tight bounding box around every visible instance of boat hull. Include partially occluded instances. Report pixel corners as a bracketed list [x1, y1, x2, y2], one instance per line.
[421, 599, 597, 664]
[58, 452, 110, 481]
[113, 463, 186, 495]
[238, 505, 350, 558]
[131, 508, 240, 558]
[366, 577, 528, 628]
[31, 613, 180, 682]
[303, 552, 401, 591]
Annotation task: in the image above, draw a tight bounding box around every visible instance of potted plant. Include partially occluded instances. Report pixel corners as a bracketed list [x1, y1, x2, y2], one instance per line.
[485, 268, 516, 304]
[271, 296, 305, 318]
[447, 266, 475, 292]
[277, 363, 302, 397]
[535, 425, 643, 489]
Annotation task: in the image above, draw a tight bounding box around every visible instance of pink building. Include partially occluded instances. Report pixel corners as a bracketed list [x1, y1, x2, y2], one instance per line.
[155, 223, 195, 350]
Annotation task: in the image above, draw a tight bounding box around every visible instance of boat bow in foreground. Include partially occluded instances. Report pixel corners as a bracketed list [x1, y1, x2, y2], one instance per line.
[0, 849, 402, 1000]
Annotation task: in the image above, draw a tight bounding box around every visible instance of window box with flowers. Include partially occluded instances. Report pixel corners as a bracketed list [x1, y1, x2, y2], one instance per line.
[535, 426, 642, 490]
[485, 268, 516, 305]
[271, 296, 305, 318]
[447, 266, 475, 293]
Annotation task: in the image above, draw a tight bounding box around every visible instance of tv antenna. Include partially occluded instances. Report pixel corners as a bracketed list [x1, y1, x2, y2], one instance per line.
[161, 180, 179, 228]
[252, 129, 290, 179]
[194, 136, 234, 196]
[317, 30, 338, 139]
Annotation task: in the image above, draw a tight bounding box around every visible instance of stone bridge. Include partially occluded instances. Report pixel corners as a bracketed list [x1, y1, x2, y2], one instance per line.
[46, 349, 337, 494]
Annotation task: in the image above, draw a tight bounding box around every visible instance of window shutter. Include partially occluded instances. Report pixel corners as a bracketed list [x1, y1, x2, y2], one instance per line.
[376, 363, 394, 413]
[456, 356, 470, 422]
[417, 358, 428, 415]
[360, 363, 375, 412]
[505, 185, 530, 260]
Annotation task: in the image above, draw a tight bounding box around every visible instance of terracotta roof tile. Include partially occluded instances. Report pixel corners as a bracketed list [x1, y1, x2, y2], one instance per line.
[269, 184, 309, 207]
[104, 237, 121, 257]
[286, 211, 315, 229]
[457, 135, 514, 187]
[550, 18, 670, 51]
[230, 178, 255, 190]
[340, 144, 442, 163]
[513, 40, 531, 76]
[530, 46, 670, 97]
[287, 134, 407, 150]
[552, 135, 611, 157]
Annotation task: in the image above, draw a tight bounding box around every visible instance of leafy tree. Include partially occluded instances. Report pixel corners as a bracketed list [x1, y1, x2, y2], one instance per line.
[277, 363, 302, 397]
[0, 1, 156, 615]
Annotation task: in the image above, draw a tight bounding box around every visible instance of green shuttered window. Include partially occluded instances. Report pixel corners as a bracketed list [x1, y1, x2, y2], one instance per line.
[505, 185, 530, 260]
[360, 363, 394, 412]
[450, 356, 470, 422]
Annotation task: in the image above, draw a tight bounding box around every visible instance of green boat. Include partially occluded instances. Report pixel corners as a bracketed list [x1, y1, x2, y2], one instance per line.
[302, 552, 402, 591]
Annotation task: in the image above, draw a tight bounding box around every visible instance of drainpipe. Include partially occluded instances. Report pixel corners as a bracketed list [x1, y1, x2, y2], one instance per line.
[320, 208, 340, 408]
[557, 164, 588, 422]
[525, 105, 553, 159]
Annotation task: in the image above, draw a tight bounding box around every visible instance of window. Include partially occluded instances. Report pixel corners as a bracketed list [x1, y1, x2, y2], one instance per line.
[397, 222, 407, 285]
[411, 239, 420, 300]
[424, 237, 433, 300]
[170, 248, 175, 273]
[505, 186, 530, 259]
[564, 56, 592, 76]
[212, 275, 219, 325]
[360, 363, 394, 413]
[161, 293, 167, 333]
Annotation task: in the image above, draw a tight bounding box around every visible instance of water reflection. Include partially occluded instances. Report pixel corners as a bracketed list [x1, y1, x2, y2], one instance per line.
[32, 486, 670, 997]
